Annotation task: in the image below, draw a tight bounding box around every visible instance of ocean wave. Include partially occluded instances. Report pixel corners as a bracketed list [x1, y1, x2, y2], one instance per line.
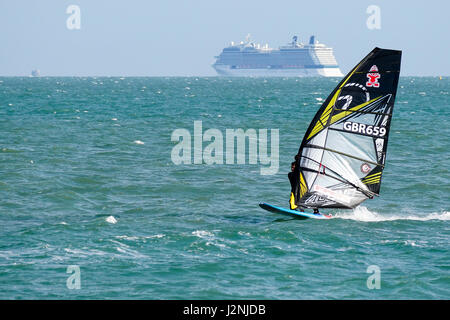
[333, 206, 450, 222]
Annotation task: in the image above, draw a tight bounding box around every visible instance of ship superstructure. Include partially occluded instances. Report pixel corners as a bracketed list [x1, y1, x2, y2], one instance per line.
[213, 35, 343, 77]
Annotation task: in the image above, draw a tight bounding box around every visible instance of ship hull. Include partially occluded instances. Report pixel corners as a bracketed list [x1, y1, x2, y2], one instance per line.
[212, 64, 343, 77]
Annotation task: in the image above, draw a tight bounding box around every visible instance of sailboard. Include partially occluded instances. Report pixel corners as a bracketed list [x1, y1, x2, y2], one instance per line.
[260, 47, 402, 217]
[259, 203, 332, 220]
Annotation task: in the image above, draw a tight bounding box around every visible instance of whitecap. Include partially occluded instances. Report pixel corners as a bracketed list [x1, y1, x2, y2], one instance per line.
[404, 240, 421, 247]
[206, 241, 226, 248]
[145, 234, 165, 239]
[333, 206, 450, 222]
[106, 216, 117, 224]
[381, 239, 427, 248]
[192, 230, 213, 238]
[134, 140, 145, 145]
[115, 235, 139, 241]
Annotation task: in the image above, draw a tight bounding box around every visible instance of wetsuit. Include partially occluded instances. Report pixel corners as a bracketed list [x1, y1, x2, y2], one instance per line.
[288, 171, 299, 210]
[288, 171, 297, 210]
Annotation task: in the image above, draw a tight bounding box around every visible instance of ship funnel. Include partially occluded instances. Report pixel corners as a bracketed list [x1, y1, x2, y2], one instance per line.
[309, 35, 315, 45]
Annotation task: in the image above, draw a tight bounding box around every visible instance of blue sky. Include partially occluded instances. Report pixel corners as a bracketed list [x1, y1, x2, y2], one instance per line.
[0, 0, 448, 76]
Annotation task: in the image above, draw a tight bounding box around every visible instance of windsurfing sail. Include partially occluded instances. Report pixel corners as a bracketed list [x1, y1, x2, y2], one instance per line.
[293, 47, 402, 209]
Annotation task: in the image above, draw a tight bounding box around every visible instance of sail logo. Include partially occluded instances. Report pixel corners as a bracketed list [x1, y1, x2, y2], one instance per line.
[343, 121, 386, 138]
[304, 194, 331, 206]
[366, 65, 381, 88]
[360, 163, 371, 174]
[313, 185, 352, 205]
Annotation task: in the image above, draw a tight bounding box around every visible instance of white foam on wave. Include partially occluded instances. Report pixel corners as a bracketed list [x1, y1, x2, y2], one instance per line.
[145, 234, 165, 239]
[333, 206, 450, 222]
[64, 248, 107, 257]
[115, 234, 165, 241]
[192, 230, 214, 238]
[191, 230, 231, 250]
[115, 235, 139, 241]
[381, 239, 428, 247]
[106, 216, 117, 224]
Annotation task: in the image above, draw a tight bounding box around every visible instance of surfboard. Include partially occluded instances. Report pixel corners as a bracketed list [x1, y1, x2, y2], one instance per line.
[259, 203, 332, 220]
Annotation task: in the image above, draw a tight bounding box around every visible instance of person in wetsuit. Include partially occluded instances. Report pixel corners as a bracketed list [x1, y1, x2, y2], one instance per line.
[289, 160, 320, 215]
[288, 161, 304, 212]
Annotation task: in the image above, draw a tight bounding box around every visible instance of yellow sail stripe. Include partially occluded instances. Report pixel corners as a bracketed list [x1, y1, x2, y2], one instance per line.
[307, 61, 366, 140]
[363, 175, 381, 181]
[362, 174, 382, 184]
[363, 179, 381, 185]
[308, 95, 383, 140]
[307, 91, 339, 139]
[366, 172, 382, 178]
[329, 96, 383, 124]
[363, 176, 381, 183]
[290, 192, 298, 210]
[363, 176, 380, 181]
[363, 172, 382, 180]
[299, 172, 307, 198]
[362, 171, 382, 185]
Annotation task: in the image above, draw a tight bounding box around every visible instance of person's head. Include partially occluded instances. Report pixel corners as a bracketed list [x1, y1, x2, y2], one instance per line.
[291, 161, 296, 172]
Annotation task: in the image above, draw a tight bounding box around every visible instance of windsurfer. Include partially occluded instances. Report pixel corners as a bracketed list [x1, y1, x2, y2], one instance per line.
[289, 160, 320, 214]
[288, 161, 304, 212]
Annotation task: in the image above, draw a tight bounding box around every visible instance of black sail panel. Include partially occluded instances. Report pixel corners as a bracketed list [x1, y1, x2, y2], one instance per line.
[294, 48, 402, 209]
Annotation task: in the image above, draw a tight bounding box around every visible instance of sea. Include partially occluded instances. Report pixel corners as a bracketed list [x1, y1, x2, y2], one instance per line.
[0, 76, 448, 299]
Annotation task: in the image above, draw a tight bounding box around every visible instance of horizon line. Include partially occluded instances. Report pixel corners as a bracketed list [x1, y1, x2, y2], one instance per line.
[0, 75, 447, 78]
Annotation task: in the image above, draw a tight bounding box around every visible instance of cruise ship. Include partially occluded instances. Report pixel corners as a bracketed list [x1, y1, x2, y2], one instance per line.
[212, 35, 343, 77]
